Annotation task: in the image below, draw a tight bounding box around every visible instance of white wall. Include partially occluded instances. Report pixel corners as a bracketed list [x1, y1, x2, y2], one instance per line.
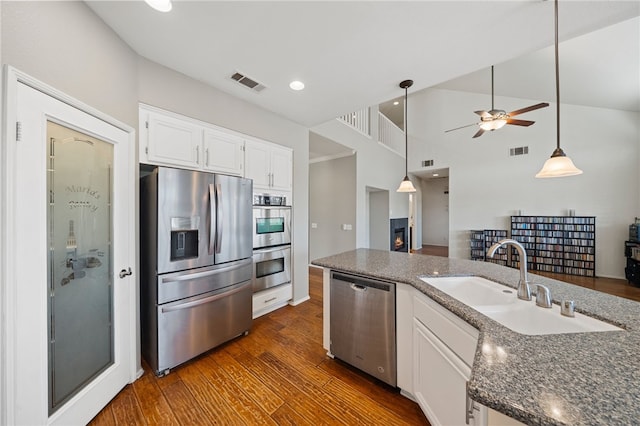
[421, 177, 449, 246]
[311, 107, 411, 249]
[408, 88, 640, 278]
[309, 155, 356, 260]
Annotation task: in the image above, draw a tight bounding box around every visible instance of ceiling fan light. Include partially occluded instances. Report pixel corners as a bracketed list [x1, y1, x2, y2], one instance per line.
[144, 0, 172, 12]
[535, 152, 583, 178]
[479, 118, 507, 131]
[397, 176, 417, 193]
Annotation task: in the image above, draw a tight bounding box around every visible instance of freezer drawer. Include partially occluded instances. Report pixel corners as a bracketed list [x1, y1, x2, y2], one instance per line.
[153, 280, 252, 375]
[330, 271, 396, 386]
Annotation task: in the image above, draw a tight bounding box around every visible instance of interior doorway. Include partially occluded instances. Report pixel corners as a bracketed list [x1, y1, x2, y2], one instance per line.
[368, 187, 389, 250]
[419, 170, 449, 256]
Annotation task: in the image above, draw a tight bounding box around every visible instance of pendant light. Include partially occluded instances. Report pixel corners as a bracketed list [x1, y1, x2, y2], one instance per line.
[397, 79, 417, 193]
[535, 0, 582, 178]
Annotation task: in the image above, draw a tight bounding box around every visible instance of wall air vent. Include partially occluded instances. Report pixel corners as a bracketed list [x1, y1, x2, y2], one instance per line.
[230, 72, 267, 93]
[422, 160, 434, 167]
[509, 146, 529, 156]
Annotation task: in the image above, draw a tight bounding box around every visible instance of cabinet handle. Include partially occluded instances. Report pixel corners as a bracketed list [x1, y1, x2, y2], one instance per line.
[205, 148, 209, 167]
[196, 146, 200, 164]
[264, 297, 277, 303]
[465, 388, 480, 424]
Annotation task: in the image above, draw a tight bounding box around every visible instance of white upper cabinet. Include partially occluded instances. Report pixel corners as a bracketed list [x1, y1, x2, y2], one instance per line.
[245, 138, 292, 192]
[144, 110, 203, 168]
[139, 105, 244, 176]
[203, 128, 244, 176]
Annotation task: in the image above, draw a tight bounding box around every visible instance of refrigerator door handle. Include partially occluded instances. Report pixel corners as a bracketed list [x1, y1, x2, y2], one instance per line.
[209, 183, 215, 255]
[215, 182, 223, 254]
[160, 282, 249, 313]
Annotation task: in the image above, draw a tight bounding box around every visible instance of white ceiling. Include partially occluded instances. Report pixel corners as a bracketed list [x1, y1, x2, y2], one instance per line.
[87, 1, 640, 128]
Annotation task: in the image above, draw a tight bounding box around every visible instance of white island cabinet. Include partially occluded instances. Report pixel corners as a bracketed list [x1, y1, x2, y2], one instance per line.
[396, 283, 523, 426]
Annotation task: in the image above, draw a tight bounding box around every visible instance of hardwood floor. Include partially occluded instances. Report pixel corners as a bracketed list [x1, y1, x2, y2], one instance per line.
[90, 267, 429, 425]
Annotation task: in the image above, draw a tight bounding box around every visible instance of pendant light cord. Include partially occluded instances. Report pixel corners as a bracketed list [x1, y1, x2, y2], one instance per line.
[555, 0, 560, 151]
[404, 84, 408, 175]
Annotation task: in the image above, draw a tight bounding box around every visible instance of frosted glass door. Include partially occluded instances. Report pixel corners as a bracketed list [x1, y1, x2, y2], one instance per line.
[47, 121, 114, 414]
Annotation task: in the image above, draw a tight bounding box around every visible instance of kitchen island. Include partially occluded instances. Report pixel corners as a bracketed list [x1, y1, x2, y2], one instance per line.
[312, 249, 640, 426]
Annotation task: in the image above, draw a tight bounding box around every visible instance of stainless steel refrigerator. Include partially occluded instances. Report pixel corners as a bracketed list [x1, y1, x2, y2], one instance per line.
[140, 166, 253, 376]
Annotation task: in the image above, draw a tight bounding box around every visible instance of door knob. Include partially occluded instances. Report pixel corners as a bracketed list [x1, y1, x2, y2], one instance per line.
[119, 267, 132, 279]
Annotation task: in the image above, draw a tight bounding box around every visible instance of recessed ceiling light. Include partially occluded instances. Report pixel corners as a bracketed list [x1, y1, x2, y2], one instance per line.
[433, 173, 439, 177]
[289, 81, 305, 91]
[144, 0, 172, 12]
[393, 101, 399, 105]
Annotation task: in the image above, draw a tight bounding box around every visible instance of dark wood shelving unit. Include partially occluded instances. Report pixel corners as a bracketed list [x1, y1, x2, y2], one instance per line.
[469, 229, 509, 266]
[511, 216, 595, 277]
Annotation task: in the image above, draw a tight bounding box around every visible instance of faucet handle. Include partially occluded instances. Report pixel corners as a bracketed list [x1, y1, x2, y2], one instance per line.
[561, 300, 576, 317]
[535, 284, 552, 308]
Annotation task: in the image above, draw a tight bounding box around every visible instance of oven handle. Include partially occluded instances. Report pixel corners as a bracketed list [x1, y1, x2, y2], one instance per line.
[161, 282, 248, 313]
[208, 183, 215, 255]
[253, 245, 291, 255]
[160, 261, 250, 284]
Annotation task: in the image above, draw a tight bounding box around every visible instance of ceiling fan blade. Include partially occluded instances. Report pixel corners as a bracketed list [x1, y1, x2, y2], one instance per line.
[506, 118, 535, 127]
[474, 110, 491, 118]
[445, 123, 478, 133]
[508, 102, 549, 117]
[472, 128, 485, 138]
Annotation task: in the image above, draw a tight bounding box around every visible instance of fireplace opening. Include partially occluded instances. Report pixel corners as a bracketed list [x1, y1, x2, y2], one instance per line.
[390, 218, 408, 253]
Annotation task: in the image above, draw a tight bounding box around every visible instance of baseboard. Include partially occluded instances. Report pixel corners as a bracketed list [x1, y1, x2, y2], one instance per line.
[289, 295, 310, 306]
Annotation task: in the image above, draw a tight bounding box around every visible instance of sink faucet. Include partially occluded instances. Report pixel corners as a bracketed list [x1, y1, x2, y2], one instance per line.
[487, 239, 531, 301]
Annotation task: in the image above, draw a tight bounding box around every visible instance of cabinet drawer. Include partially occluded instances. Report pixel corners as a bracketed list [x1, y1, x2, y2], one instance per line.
[413, 292, 479, 366]
[253, 283, 292, 318]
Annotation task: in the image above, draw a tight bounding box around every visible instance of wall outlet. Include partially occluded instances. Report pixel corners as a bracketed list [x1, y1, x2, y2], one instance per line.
[311, 223, 318, 229]
[342, 224, 353, 231]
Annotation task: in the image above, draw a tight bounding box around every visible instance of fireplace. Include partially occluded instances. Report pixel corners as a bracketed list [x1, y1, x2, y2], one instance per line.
[390, 218, 409, 253]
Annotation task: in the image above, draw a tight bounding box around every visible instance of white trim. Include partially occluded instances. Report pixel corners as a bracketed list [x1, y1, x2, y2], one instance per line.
[377, 140, 404, 158]
[309, 149, 356, 164]
[1, 64, 20, 426]
[289, 295, 311, 306]
[1, 66, 138, 425]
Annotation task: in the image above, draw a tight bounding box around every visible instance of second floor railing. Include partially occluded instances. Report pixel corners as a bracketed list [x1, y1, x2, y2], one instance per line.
[338, 108, 370, 137]
[378, 112, 404, 156]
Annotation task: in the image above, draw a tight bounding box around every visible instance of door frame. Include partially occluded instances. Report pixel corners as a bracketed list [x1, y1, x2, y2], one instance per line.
[1, 66, 139, 425]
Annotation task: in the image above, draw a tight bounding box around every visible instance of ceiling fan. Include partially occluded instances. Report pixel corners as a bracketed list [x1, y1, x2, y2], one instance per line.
[445, 66, 549, 139]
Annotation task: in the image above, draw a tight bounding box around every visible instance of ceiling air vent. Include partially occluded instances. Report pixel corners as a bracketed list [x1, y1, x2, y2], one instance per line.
[230, 72, 267, 93]
[509, 146, 529, 157]
[422, 160, 434, 167]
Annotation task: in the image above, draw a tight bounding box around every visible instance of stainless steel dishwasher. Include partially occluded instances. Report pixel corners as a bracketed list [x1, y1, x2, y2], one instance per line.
[330, 271, 396, 387]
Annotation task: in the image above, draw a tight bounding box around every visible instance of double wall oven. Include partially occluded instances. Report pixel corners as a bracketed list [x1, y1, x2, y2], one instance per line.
[252, 195, 291, 292]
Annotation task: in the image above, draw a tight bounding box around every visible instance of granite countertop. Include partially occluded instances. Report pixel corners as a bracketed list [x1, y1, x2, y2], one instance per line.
[312, 248, 640, 426]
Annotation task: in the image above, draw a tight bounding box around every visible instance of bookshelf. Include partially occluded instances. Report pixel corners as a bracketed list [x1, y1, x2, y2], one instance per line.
[470, 229, 509, 266]
[511, 216, 595, 277]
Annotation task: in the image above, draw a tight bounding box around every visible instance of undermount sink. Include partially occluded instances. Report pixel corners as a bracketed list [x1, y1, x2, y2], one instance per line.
[420, 276, 622, 335]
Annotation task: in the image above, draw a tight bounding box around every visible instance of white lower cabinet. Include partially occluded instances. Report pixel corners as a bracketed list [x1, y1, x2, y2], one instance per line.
[252, 283, 292, 319]
[412, 291, 486, 426]
[414, 319, 484, 426]
[403, 288, 523, 426]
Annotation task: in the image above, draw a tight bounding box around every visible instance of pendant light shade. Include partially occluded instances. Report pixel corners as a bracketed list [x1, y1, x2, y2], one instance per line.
[397, 79, 416, 193]
[536, 0, 582, 178]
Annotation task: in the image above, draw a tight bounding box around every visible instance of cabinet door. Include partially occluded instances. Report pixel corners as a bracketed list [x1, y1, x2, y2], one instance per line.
[413, 319, 485, 426]
[146, 112, 202, 168]
[270, 146, 293, 191]
[244, 139, 271, 188]
[203, 128, 244, 175]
